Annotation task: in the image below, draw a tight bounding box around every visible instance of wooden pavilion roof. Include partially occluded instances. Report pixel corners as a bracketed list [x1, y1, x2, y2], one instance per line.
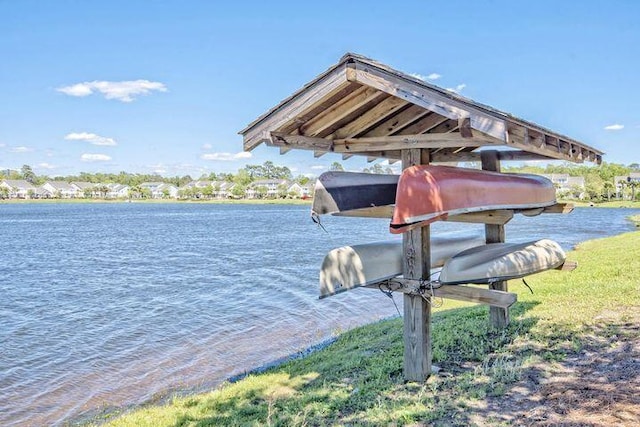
[240, 53, 603, 164]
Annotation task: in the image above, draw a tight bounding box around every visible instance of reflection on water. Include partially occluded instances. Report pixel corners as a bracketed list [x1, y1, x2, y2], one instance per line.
[0, 203, 637, 426]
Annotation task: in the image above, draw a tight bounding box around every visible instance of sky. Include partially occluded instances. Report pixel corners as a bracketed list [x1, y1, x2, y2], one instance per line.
[1, 0, 639, 179]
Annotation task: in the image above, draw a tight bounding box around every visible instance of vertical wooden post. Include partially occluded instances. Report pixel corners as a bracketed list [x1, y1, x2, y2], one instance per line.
[481, 150, 510, 328]
[402, 148, 432, 381]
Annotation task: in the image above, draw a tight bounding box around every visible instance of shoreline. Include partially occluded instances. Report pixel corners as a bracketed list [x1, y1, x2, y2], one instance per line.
[2, 198, 639, 208]
[89, 230, 640, 426]
[0, 198, 312, 205]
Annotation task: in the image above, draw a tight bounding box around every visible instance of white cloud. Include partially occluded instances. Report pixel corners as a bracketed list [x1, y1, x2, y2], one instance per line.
[310, 165, 326, 170]
[37, 162, 56, 170]
[0, 142, 6, 147]
[201, 151, 252, 161]
[604, 124, 624, 131]
[201, 143, 213, 150]
[410, 72, 442, 81]
[81, 153, 112, 162]
[57, 79, 167, 102]
[446, 84, 467, 93]
[10, 146, 33, 153]
[65, 132, 117, 146]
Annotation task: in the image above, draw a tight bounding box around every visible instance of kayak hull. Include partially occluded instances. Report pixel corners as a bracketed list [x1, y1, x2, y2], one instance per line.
[438, 239, 566, 285]
[319, 234, 484, 298]
[312, 171, 398, 216]
[390, 165, 556, 234]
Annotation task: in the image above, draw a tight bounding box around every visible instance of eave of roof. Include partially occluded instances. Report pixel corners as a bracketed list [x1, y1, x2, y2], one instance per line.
[240, 53, 603, 164]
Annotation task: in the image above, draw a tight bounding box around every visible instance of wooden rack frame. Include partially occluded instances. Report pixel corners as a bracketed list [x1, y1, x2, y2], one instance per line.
[240, 53, 600, 382]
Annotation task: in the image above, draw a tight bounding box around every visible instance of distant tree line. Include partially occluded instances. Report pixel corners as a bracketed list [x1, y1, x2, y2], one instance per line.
[4, 160, 639, 202]
[502, 161, 640, 201]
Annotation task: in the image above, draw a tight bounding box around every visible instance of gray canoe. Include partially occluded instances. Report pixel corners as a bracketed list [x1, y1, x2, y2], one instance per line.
[438, 239, 566, 285]
[312, 171, 398, 218]
[319, 234, 484, 298]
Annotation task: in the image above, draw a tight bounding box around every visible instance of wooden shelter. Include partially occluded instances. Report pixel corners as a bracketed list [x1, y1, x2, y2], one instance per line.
[239, 53, 603, 382]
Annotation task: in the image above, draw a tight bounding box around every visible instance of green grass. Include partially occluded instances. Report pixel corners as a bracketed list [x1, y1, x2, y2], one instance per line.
[629, 214, 640, 226]
[567, 200, 640, 208]
[90, 232, 640, 427]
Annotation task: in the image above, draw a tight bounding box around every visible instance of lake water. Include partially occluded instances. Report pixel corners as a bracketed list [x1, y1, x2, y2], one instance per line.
[1, 203, 638, 426]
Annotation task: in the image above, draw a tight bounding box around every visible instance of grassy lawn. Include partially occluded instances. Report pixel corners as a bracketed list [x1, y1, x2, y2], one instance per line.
[91, 232, 640, 426]
[567, 200, 640, 208]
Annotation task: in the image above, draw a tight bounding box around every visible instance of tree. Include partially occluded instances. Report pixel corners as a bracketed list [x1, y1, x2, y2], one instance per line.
[370, 163, 385, 174]
[234, 168, 252, 186]
[21, 165, 36, 184]
[629, 180, 639, 201]
[255, 185, 268, 199]
[603, 181, 615, 201]
[329, 162, 344, 171]
[201, 185, 214, 199]
[231, 184, 246, 199]
[277, 183, 289, 198]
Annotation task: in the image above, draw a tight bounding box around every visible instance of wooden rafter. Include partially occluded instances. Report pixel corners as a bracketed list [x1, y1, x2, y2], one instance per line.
[364, 104, 431, 137]
[240, 53, 604, 164]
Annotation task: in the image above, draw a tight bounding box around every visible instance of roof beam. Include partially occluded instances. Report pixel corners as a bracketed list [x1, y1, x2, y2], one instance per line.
[347, 62, 508, 141]
[269, 132, 332, 151]
[333, 133, 500, 153]
[364, 104, 431, 137]
[242, 66, 351, 151]
[300, 87, 387, 137]
[327, 96, 408, 139]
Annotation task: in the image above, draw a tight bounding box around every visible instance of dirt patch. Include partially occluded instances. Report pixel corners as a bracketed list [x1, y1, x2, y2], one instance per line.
[470, 313, 640, 426]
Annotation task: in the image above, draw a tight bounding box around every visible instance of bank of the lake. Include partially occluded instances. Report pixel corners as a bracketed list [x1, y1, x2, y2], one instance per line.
[94, 231, 640, 426]
[568, 200, 640, 208]
[0, 198, 312, 205]
[2, 204, 638, 426]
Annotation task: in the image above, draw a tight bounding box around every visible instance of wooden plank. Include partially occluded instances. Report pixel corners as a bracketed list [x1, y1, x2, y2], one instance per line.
[506, 127, 585, 163]
[556, 260, 578, 271]
[242, 67, 351, 150]
[396, 112, 449, 135]
[445, 209, 514, 225]
[367, 279, 517, 309]
[402, 148, 432, 382]
[364, 104, 431, 137]
[542, 203, 574, 214]
[328, 96, 408, 139]
[348, 63, 509, 141]
[269, 132, 332, 152]
[301, 87, 388, 137]
[459, 117, 473, 138]
[481, 150, 509, 328]
[333, 133, 500, 153]
[335, 204, 572, 220]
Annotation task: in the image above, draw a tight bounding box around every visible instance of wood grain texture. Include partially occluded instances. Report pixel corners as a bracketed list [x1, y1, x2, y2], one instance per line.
[402, 149, 432, 382]
[481, 150, 509, 328]
[368, 279, 517, 309]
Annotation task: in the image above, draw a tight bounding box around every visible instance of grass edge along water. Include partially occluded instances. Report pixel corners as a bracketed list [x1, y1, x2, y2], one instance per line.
[89, 231, 640, 426]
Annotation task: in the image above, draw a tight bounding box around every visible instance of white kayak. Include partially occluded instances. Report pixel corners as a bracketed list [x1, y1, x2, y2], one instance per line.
[438, 239, 566, 285]
[319, 234, 484, 298]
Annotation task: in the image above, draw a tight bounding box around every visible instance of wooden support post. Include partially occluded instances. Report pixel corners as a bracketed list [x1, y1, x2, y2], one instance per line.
[481, 150, 510, 328]
[402, 148, 432, 381]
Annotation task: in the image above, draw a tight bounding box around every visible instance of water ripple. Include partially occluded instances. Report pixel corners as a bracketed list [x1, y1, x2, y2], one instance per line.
[0, 203, 637, 426]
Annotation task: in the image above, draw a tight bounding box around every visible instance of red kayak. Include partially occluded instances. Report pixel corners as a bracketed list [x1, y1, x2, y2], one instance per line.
[390, 165, 556, 234]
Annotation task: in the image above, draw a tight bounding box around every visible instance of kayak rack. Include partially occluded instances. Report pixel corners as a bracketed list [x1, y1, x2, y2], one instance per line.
[240, 53, 601, 383]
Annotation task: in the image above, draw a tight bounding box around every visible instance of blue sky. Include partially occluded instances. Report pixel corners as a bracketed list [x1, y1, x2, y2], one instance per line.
[1, 0, 638, 178]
